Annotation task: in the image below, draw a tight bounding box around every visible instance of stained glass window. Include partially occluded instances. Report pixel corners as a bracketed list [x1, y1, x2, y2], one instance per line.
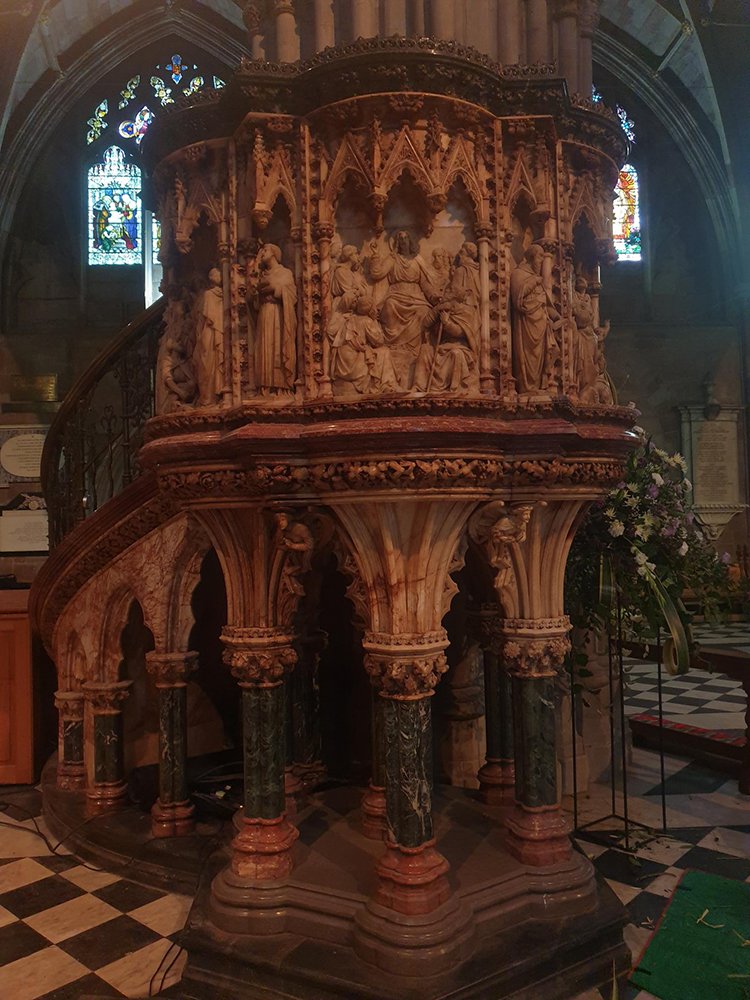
[613, 164, 641, 261]
[617, 106, 636, 143]
[86, 100, 108, 144]
[118, 76, 140, 109]
[152, 216, 162, 265]
[118, 106, 154, 145]
[88, 146, 142, 266]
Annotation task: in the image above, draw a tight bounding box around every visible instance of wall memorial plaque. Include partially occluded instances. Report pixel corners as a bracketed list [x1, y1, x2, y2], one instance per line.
[680, 405, 745, 539]
[0, 426, 46, 487]
[0, 510, 49, 553]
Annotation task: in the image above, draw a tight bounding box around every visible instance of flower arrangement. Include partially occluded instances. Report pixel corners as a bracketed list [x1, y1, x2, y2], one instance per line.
[565, 429, 734, 671]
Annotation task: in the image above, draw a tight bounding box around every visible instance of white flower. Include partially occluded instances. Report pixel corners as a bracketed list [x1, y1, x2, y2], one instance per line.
[624, 495, 639, 508]
[633, 550, 649, 565]
[673, 453, 688, 472]
[637, 565, 648, 577]
[678, 541, 688, 556]
[652, 473, 664, 487]
[609, 520, 625, 537]
[626, 482, 638, 493]
[635, 524, 652, 541]
[604, 506, 615, 518]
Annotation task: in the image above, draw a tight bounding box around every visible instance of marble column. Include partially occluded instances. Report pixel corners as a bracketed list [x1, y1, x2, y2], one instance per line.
[477, 226, 493, 394]
[430, 0, 455, 40]
[497, 0, 522, 65]
[383, 0, 407, 35]
[83, 681, 131, 811]
[313, 0, 335, 51]
[363, 633, 451, 915]
[221, 627, 299, 881]
[315, 222, 334, 398]
[243, 2, 266, 60]
[525, 0, 549, 63]
[501, 618, 572, 865]
[578, 0, 599, 99]
[361, 686, 388, 839]
[273, 0, 299, 62]
[290, 627, 325, 787]
[352, 0, 378, 38]
[145, 651, 198, 838]
[553, 0, 580, 92]
[54, 691, 86, 790]
[475, 612, 515, 804]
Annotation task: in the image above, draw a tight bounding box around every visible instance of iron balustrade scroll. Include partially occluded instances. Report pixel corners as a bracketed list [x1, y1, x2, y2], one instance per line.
[41, 299, 165, 548]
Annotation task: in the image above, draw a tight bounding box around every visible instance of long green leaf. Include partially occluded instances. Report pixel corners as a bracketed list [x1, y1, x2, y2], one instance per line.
[599, 553, 615, 617]
[640, 563, 690, 674]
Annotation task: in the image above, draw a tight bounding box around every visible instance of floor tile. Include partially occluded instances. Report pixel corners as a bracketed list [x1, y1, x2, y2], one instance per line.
[623, 922, 652, 964]
[0, 858, 58, 894]
[641, 867, 683, 898]
[0, 945, 88, 1000]
[24, 893, 122, 944]
[591, 849, 668, 888]
[96, 938, 187, 998]
[58, 912, 162, 968]
[128, 892, 192, 936]
[696, 826, 750, 858]
[676, 845, 750, 880]
[0, 824, 55, 860]
[35, 971, 126, 999]
[0, 919, 51, 965]
[0, 903, 16, 928]
[643, 762, 729, 796]
[0, 874, 85, 919]
[92, 879, 166, 913]
[59, 864, 121, 891]
[35, 856, 80, 875]
[604, 878, 642, 905]
[625, 889, 669, 930]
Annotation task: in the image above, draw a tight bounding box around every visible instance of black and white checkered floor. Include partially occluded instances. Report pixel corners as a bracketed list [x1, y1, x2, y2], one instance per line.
[0, 622, 748, 999]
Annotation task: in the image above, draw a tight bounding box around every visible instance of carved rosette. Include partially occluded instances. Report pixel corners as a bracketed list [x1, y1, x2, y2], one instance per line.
[82, 681, 132, 713]
[221, 626, 297, 688]
[145, 650, 199, 688]
[363, 631, 449, 699]
[500, 617, 571, 678]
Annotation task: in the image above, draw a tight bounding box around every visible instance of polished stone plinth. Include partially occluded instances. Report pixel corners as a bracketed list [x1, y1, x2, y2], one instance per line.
[185, 785, 628, 999]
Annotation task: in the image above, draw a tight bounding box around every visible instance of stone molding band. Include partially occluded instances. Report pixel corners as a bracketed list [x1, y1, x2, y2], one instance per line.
[221, 626, 297, 687]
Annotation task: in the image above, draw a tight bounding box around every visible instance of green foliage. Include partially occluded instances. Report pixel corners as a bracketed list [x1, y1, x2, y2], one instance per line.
[566, 430, 735, 663]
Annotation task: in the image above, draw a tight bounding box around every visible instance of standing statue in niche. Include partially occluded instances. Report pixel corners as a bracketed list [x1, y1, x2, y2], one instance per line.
[510, 244, 560, 395]
[156, 293, 197, 412]
[192, 268, 225, 407]
[572, 276, 612, 404]
[368, 230, 440, 380]
[246, 243, 297, 392]
[329, 291, 399, 395]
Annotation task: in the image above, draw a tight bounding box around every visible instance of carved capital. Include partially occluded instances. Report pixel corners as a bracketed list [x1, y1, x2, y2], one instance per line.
[313, 222, 334, 242]
[82, 681, 132, 713]
[273, 0, 294, 14]
[221, 627, 297, 687]
[54, 691, 84, 721]
[471, 607, 505, 655]
[363, 631, 448, 699]
[552, 0, 579, 19]
[145, 650, 199, 688]
[475, 223, 494, 242]
[500, 617, 571, 677]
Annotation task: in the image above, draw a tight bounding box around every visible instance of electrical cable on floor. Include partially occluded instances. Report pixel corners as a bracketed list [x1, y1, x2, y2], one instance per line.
[149, 939, 185, 997]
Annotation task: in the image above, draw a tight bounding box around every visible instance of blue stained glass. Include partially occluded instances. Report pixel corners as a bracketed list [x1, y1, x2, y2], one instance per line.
[617, 105, 636, 143]
[88, 146, 142, 266]
[213, 76, 226, 89]
[118, 106, 154, 145]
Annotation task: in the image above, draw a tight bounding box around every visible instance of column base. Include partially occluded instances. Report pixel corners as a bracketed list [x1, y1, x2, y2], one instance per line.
[230, 812, 299, 882]
[151, 798, 196, 838]
[86, 780, 128, 812]
[374, 839, 451, 915]
[57, 762, 86, 791]
[361, 782, 388, 840]
[291, 760, 327, 791]
[477, 760, 515, 805]
[504, 804, 572, 866]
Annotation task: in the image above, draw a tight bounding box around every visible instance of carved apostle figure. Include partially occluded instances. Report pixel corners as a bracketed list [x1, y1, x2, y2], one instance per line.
[510, 244, 560, 395]
[158, 336, 197, 412]
[368, 230, 439, 378]
[275, 512, 313, 597]
[192, 268, 225, 407]
[329, 292, 399, 395]
[573, 276, 613, 404]
[331, 244, 369, 314]
[431, 246, 453, 297]
[247, 243, 297, 392]
[413, 286, 479, 394]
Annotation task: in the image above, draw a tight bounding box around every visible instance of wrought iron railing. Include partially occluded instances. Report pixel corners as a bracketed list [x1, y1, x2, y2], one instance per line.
[41, 299, 165, 548]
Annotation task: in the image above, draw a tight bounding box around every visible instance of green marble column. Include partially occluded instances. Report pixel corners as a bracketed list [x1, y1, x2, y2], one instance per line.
[382, 696, 434, 847]
[83, 681, 131, 811]
[146, 651, 197, 837]
[55, 692, 86, 790]
[221, 627, 300, 881]
[477, 618, 516, 802]
[501, 620, 573, 866]
[361, 686, 387, 839]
